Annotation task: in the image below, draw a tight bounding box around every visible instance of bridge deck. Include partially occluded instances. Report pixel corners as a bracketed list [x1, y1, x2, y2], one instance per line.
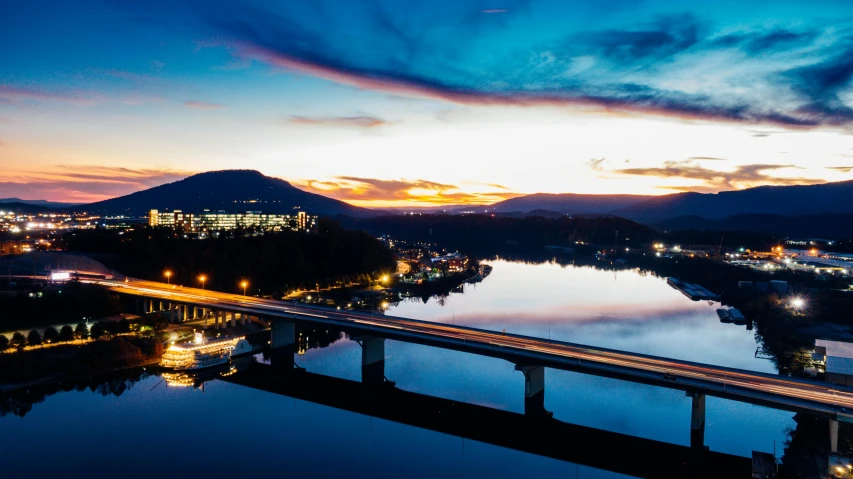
[93, 278, 853, 420]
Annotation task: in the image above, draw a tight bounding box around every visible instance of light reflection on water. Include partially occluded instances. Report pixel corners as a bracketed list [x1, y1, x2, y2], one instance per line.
[299, 260, 793, 457]
[0, 259, 795, 476]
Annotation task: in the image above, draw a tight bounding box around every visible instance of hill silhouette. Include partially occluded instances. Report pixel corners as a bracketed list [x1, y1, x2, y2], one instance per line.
[78, 170, 374, 217]
[489, 193, 649, 215]
[487, 181, 853, 224]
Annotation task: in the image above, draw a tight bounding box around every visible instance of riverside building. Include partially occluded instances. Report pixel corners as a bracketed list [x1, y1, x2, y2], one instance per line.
[148, 209, 317, 233]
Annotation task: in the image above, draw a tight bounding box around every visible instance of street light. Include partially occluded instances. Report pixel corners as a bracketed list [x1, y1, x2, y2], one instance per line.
[240, 280, 248, 296]
[164, 270, 172, 284]
[381, 274, 389, 284]
[198, 274, 207, 290]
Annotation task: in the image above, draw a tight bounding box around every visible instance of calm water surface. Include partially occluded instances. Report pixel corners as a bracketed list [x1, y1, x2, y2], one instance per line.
[0, 260, 793, 478]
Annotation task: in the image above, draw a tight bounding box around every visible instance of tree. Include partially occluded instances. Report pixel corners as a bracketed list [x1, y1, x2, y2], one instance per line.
[0, 335, 8, 350]
[10, 332, 26, 349]
[43, 327, 60, 344]
[90, 322, 107, 340]
[59, 325, 74, 342]
[74, 322, 89, 340]
[27, 329, 42, 346]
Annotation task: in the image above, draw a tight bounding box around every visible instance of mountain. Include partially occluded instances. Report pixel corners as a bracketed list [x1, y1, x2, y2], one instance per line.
[488, 193, 650, 215]
[654, 213, 853, 239]
[484, 182, 853, 227]
[78, 170, 375, 217]
[0, 202, 53, 213]
[615, 181, 853, 222]
[0, 198, 79, 209]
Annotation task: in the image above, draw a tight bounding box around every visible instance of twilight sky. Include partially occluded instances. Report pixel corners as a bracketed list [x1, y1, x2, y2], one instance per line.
[2, 0, 853, 206]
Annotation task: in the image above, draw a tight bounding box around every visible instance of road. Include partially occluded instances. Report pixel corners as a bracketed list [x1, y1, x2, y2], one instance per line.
[90, 277, 853, 419]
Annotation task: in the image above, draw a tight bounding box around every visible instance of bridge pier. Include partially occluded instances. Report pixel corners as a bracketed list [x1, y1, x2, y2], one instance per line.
[515, 365, 549, 417]
[688, 392, 706, 451]
[193, 307, 199, 320]
[358, 337, 387, 385]
[230, 313, 237, 327]
[831, 418, 839, 453]
[270, 319, 296, 374]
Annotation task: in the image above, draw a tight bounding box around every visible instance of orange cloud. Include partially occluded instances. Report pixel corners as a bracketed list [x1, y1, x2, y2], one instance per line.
[1, 166, 193, 203]
[294, 176, 522, 207]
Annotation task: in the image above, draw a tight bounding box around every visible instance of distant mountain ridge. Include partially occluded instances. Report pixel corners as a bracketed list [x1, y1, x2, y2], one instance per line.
[78, 170, 375, 217]
[487, 181, 853, 223]
[614, 181, 853, 221]
[0, 198, 79, 209]
[488, 193, 650, 215]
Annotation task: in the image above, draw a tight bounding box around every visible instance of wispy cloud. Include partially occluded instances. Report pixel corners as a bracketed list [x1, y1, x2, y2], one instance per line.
[0, 84, 100, 106]
[148, 2, 853, 129]
[294, 176, 521, 206]
[184, 100, 224, 110]
[612, 160, 824, 191]
[826, 166, 853, 173]
[289, 115, 388, 128]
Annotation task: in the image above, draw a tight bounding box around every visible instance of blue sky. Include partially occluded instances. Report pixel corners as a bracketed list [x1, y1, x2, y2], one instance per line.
[2, 0, 853, 205]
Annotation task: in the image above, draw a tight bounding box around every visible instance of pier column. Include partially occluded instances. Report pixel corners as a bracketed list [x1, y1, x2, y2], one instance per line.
[689, 392, 706, 451]
[159, 300, 164, 312]
[182, 304, 188, 322]
[193, 307, 199, 320]
[270, 319, 296, 374]
[831, 418, 839, 454]
[516, 365, 547, 416]
[361, 337, 386, 385]
[230, 313, 237, 327]
[240, 313, 246, 326]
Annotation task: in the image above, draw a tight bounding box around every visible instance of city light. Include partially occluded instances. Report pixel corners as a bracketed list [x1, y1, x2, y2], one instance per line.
[381, 275, 389, 283]
[240, 280, 248, 296]
[789, 297, 806, 310]
[164, 270, 172, 284]
[198, 274, 207, 290]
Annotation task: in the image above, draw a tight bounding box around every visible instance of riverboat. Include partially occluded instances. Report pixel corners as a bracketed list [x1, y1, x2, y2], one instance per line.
[160, 333, 247, 371]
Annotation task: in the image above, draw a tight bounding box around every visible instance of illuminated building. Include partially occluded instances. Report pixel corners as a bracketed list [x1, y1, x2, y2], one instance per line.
[148, 209, 318, 233]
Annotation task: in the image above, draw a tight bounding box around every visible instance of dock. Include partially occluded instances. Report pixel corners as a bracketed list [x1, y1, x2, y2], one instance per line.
[667, 277, 720, 301]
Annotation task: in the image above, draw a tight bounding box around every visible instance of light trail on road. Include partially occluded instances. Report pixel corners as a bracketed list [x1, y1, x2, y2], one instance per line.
[89, 278, 853, 417]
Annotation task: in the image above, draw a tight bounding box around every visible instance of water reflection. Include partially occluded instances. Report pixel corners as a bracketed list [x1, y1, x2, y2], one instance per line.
[0, 259, 814, 477]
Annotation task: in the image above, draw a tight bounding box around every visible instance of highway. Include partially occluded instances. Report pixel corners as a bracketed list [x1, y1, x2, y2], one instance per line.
[90, 277, 853, 420]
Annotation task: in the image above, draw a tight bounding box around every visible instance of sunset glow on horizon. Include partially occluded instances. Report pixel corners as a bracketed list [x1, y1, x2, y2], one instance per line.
[3, 0, 853, 206]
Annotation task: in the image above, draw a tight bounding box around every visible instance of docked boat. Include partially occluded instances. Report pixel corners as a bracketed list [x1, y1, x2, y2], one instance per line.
[160, 332, 246, 371]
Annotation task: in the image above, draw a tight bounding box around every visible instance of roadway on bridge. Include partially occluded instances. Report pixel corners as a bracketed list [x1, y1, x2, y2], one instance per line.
[90, 278, 853, 418]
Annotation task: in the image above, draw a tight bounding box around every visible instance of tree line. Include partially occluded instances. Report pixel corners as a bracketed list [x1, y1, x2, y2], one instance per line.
[61, 219, 397, 294]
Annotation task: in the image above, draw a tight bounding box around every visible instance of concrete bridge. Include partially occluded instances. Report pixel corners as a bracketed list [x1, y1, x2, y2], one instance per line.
[224, 360, 753, 479]
[92, 278, 853, 455]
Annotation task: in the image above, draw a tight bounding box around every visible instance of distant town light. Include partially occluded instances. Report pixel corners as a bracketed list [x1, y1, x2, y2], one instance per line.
[789, 297, 806, 310]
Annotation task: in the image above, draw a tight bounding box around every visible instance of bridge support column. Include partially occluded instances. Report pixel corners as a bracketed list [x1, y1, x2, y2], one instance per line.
[240, 313, 246, 326]
[270, 319, 296, 374]
[182, 304, 188, 322]
[158, 300, 164, 312]
[170, 307, 178, 323]
[688, 392, 706, 451]
[230, 313, 237, 328]
[516, 365, 548, 417]
[831, 418, 839, 454]
[361, 337, 386, 385]
[193, 307, 199, 320]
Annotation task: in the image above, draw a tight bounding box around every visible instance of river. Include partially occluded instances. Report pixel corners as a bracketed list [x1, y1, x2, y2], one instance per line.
[0, 259, 795, 478]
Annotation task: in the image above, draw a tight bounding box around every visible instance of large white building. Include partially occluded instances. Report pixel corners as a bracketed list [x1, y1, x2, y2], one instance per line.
[148, 209, 317, 233]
